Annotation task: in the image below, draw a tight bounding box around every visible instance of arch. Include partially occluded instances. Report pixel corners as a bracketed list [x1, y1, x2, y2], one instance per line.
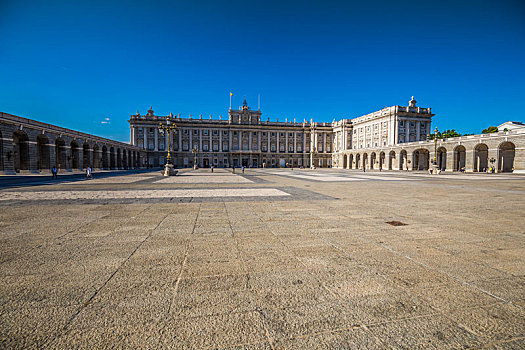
[348, 154, 354, 169]
[36, 134, 50, 171]
[110, 147, 116, 169]
[437, 147, 447, 171]
[13, 130, 30, 172]
[362, 153, 368, 169]
[343, 154, 348, 169]
[122, 149, 127, 169]
[388, 151, 396, 170]
[370, 152, 376, 170]
[83, 142, 91, 168]
[117, 148, 122, 169]
[128, 150, 133, 169]
[399, 150, 407, 170]
[70, 140, 80, 169]
[413, 148, 430, 170]
[355, 153, 361, 169]
[55, 138, 66, 170]
[453, 145, 466, 171]
[473, 143, 488, 172]
[379, 151, 385, 170]
[0, 130, 3, 172]
[93, 144, 100, 168]
[498, 142, 515, 173]
[101, 145, 108, 169]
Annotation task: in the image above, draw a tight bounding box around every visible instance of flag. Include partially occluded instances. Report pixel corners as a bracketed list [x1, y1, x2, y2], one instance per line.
[230, 92, 233, 97]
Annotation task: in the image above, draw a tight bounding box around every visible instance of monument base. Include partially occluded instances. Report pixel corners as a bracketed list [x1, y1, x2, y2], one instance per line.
[162, 163, 178, 176]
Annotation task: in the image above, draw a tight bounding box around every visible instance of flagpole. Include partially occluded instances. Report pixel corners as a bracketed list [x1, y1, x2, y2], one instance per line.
[229, 92, 232, 110]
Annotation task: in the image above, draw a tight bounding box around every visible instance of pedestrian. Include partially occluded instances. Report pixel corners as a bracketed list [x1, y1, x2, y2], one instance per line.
[211, 165, 214, 173]
[232, 165, 235, 174]
[242, 165, 245, 174]
[291, 164, 293, 171]
[51, 165, 58, 179]
[86, 166, 93, 180]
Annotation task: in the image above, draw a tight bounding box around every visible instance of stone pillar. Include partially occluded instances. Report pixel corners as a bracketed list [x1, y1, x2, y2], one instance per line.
[416, 121, 421, 141]
[248, 131, 252, 150]
[293, 132, 296, 153]
[276, 132, 279, 152]
[229, 131, 232, 151]
[323, 133, 327, 154]
[78, 148, 84, 170]
[154, 128, 158, 151]
[178, 130, 182, 151]
[199, 129, 203, 151]
[465, 149, 474, 172]
[144, 131, 148, 151]
[189, 130, 192, 150]
[267, 132, 270, 151]
[445, 151, 454, 172]
[29, 140, 39, 173]
[238, 131, 241, 150]
[285, 132, 288, 154]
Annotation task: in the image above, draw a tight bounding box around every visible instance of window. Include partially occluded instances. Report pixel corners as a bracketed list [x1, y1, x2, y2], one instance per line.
[203, 144, 209, 151]
[193, 130, 198, 135]
[399, 121, 404, 126]
[213, 130, 218, 135]
[138, 128, 143, 132]
[280, 132, 284, 137]
[263, 132, 267, 136]
[233, 131, 237, 136]
[410, 122, 415, 127]
[271, 145, 276, 152]
[203, 130, 209, 136]
[253, 132, 257, 136]
[289, 133, 293, 137]
[222, 143, 228, 151]
[280, 145, 284, 152]
[288, 145, 294, 152]
[262, 144, 267, 152]
[183, 143, 189, 151]
[223, 130, 228, 135]
[297, 133, 302, 137]
[271, 132, 276, 137]
[183, 129, 188, 135]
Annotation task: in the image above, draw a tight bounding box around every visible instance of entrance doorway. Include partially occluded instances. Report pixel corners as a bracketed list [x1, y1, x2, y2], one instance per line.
[242, 158, 249, 167]
[203, 158, 209, 168]
[252, 158, 258, 167]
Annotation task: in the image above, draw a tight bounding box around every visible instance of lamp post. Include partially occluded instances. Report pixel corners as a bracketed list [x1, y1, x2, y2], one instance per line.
[158, 116, 178, 176]
[192, 147, 199, 170]
[489, 157, 496, 173]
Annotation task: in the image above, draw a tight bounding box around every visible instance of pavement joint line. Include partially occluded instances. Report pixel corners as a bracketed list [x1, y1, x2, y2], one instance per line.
[49, 205, 166, 344]
[168, 254, 188, 315]
[306, 200, 520, 307]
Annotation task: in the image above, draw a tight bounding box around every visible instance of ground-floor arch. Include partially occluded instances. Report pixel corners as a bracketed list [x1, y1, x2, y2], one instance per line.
[362, 153, 368, 169]
[454, 145, 466, 171]
[388, 151, 395, 170]
[355, 153, 361, 169]
[399, 150, 407, 170]
[37, 134, 50, 170]
[370, 152, 376, 170]
[55, 138, 66, 169]
[413, 148, 429, 170]
[474, 143, 488, 172]
[379, 152, 385, 170]
[13, 130, 30, 172]
[71, 140, 80, 169]
[437, 147, 447, 171]
[498, 142, 515, 172]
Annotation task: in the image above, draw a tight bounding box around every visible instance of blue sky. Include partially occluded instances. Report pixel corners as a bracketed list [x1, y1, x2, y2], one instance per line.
[1, 0, 524, 142]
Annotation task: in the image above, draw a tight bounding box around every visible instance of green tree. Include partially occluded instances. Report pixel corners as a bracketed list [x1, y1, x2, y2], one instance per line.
[482, 126, 498, 134]
[428, 129, 462, 140]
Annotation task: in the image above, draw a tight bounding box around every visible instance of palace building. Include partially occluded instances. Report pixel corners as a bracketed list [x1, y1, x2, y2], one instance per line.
[128, 99, 334, 169]
[128, 96, 434, 169]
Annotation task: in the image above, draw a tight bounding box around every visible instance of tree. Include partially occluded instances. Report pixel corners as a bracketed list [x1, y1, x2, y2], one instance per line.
[482, 126, 498, 134]
[428, 129, 462, 140]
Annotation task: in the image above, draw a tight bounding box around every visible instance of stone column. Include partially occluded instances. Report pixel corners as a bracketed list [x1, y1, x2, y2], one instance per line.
[267, 132, 270, 151]
[219, 130, 222, 152]
[238, 131, 241, 150]
[229, 131, 232, 151]
[154, 128, 158, 151]
[199, 129, 203, 151]
[189, 130, 192, 150]
[323, 133, 327, 153]
[446, 150, 454, 172]
[465, 149, 474, 172]
[144, 131, 148, 151]
[293, 132, 296, 153]
[285, 132, 288, 154]
[248, 131, 252, 150]
[178, 130, 182, 151]
[416, 121, 421, 141]
[277, 132, 280, 152]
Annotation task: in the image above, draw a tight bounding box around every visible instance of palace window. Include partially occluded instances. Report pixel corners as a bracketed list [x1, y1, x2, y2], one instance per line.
[263, 132, 267, 136]
[213, 130, 218, 135]
[253, 132, 257, 136]
[233, 131, 237, 136]
[203, 130, 209, 136]
[271, 132, 276, 137]
[280, 132, 284, 137]
[289, 133, 293, 137]
[183, 129, 188, 135]
[193, 130, 198, 135]
[223, 130, 228, 135]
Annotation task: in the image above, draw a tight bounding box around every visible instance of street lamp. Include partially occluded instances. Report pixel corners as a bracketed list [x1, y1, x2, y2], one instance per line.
[489, 157, 496, 173]
[158, 116, 178, 176]
[192, 147, 199, 170]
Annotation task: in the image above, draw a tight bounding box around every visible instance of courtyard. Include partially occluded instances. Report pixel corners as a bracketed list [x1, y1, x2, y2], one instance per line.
[1, 168, 524, 349]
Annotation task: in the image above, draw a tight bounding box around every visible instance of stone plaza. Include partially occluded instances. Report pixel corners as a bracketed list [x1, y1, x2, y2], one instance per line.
[1, 168, 524, 348]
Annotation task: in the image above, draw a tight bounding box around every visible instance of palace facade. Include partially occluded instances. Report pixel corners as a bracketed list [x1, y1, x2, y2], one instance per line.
[128, 97, 436, 169]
